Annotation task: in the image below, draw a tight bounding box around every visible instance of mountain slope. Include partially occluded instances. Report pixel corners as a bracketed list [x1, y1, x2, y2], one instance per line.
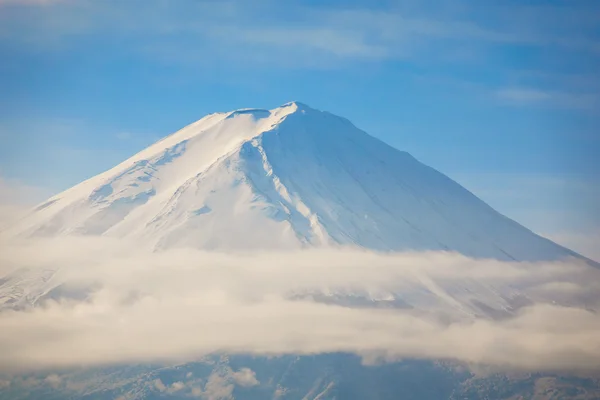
[3, 102, 581, 261]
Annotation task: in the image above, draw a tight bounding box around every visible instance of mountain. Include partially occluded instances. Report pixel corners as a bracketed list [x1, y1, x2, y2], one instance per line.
[3, 354, 600, 400]
[3, 101, 579, 261]
[2, 102, 599, 400]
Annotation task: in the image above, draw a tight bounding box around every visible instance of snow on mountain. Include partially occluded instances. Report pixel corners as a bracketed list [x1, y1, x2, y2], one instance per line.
[1, 101, 582, 261]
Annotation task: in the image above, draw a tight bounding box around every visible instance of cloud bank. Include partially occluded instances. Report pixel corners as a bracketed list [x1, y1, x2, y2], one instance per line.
[0, 236, 599, 373]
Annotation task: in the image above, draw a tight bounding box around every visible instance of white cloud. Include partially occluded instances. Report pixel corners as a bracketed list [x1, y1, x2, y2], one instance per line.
[0, 176, 45, 205]
[0, 237, 599, 373]
[170, 381, 185, 392]
[495, 87, 599, 110]
[193, 367, 259, 400]
[231, 368, 259, 387]
[200, 373, 234, 400]
[153, 378, 166, 392]
[43, 374, 61, 388]
[153, 378, 187, 394]
[115, 132, 132, 141]
[496, 88, 553, 103]
[2, 0, 598, 67]
[0, 177, 48, 228]
[0, 0, 65, 5]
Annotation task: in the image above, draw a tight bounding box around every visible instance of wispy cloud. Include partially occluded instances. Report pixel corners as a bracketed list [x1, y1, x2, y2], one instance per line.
[0, 237, 599, 372]
[496, 87, 599, 110]
[496, 88, 553, 103]
[0, 0, 65, 5]
[2, 0, 599, 66]
[188, 367, 259, 399]
[0, 176, 49, 228]
[115, 132, 132, 141]
[1, 0, 598, 115]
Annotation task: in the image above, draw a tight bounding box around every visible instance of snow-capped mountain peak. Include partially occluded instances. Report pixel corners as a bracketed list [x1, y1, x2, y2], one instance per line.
[2, 101, 585, 261]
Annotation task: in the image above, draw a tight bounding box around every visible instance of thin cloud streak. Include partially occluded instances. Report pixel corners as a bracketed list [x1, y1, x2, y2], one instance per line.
[496, 87, 599, 110]
[0, 0, 65, 5]
[2, 1, 599, 62]
[2, 0, 598, 106]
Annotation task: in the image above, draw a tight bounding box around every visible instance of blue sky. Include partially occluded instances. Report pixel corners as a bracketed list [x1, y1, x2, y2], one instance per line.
[0, 0, 598, 255]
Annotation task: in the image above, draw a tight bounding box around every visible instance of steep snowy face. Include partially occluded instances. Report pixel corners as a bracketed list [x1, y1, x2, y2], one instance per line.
[3, 103, 302, 248]
[2, 102, 580, 260]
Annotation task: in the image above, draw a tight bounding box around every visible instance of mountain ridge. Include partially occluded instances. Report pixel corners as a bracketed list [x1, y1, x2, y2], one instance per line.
[2, 101, 589, 262]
